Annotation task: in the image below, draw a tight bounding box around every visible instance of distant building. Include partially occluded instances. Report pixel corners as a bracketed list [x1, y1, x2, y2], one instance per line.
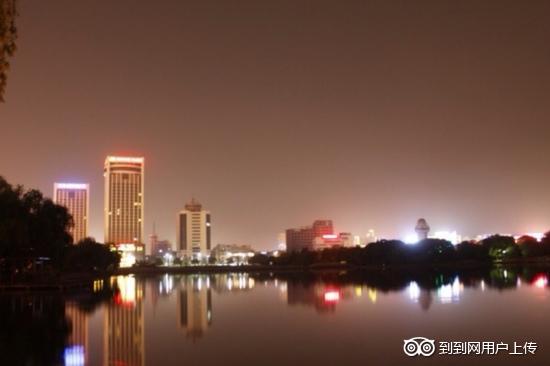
[277, 232, 287, 251]
[286, 220, 336, 252]
[104, 156, 144, 245]
[415, 218, 430, 241]
[149, 223, 173, 256]
[314, 232, 354, 248]
[53, 183, 89, 243]
[211, 244, 255, 264]
[152, 240, 173, 257]
[177, 198, 211, 260]
[366, 229, 378, 244]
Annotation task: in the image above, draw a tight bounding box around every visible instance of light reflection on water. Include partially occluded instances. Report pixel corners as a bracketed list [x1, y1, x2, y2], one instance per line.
[1, 269, 550, 366]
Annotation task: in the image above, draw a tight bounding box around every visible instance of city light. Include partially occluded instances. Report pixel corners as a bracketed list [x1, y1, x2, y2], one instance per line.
[404, 233, 419, 245]
[431, 231, 462, 245]
[107, 156, 144, 163]
[54, 183, 88, 190]
[437, 277, 463, 304]
[64, 346, 85, 366]
[532, 274, 548, 289]
[114, 276, 136, 306]
[408, 281, 420, 301]
[324, 291, 340, 302]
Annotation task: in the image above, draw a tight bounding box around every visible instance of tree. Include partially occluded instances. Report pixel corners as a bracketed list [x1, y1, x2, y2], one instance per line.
[63, 238, 121, 272]
[455, 241, 489, 261]
[517, 235, 544, 258]
[0, 0, 17, 101]
[539, 232, 550, 256]
[0, 176, 73, 274]
[406, 239, 456, 263]
[480, 235, 520, 260]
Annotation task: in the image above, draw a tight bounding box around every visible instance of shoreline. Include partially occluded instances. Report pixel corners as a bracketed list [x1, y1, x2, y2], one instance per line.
[2, 258, 550, 292]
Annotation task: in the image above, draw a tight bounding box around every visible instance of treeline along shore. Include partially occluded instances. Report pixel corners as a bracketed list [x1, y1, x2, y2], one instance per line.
[3, 175, 550, 288]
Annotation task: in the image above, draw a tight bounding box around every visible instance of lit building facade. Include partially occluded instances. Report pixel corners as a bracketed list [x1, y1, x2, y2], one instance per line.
[53, 183, 89, 243]
[177, 198, 211, 260]
[104, 156, 144, 245]
[286, 220, 334, 252]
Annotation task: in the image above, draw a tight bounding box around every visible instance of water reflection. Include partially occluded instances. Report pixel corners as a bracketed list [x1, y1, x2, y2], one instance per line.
[65, 303, 88, 365]
[1, 267, 550, 365]
[105, 276, 145, 366]
[178, 276, 212, 340]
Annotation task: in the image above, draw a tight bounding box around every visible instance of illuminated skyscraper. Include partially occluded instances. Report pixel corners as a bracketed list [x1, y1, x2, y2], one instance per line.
[177, 198, 211, 260]
[104, 156, 144, 245]
[53, 183, 89, 243]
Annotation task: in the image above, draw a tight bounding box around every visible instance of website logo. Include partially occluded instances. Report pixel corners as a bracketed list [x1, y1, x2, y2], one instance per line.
[403, 337, 436, 357]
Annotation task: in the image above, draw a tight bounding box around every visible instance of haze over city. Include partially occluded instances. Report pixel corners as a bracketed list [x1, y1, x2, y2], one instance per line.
[2, 0, 550, 250]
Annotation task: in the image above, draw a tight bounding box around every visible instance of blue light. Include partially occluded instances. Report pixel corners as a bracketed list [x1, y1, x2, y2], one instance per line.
[64, 345, 85, 366]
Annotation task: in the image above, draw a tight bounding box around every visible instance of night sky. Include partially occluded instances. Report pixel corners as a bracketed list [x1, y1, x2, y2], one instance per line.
[1, 0, 550, 249]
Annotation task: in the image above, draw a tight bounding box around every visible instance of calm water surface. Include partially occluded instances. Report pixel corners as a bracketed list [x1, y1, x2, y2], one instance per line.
[2, 268, 550, 366]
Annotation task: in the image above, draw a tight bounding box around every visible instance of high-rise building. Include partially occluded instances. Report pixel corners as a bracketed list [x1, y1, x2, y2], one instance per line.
[104, 156, 144, 245]
[177, 198, 211, 260]
[53, 183, 89, 243]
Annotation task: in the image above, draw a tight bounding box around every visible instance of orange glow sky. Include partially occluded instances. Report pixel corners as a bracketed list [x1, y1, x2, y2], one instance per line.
[1, 0, 550, 249]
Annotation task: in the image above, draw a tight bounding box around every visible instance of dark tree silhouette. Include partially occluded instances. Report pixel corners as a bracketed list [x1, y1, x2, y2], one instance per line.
[480, 235, 520, 260]
[0, 0, 17, 101]
[0, 176, 75, 277]
[63, 237, 121, 273]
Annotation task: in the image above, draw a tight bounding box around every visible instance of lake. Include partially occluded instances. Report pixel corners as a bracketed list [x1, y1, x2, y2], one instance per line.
[1, 267, 550, 366]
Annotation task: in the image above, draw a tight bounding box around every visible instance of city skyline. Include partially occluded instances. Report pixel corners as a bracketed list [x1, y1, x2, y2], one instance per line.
[2, 1, 550, 250]
[7, 153, 550, 250]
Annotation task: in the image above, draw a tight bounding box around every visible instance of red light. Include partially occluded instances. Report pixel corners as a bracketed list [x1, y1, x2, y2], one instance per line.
[324, 291, 340, 302]
[532, 274, 548, 289]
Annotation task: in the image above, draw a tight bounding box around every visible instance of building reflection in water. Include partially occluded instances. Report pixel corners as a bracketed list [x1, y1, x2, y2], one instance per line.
[104, 275, 145, 366]
[407, 277, 462, 309]
[62, 269, 550, 364]
[178, 276, 213, 341]
[286, 282, 358, 313]
[64, 303, 88, 366]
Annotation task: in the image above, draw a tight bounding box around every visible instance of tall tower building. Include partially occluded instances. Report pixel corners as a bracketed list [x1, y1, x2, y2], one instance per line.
[177, 198, 211, 260]
[415, 218, 430, 241]
[53, 183, 89, 243]
[104, 156, 144, 245]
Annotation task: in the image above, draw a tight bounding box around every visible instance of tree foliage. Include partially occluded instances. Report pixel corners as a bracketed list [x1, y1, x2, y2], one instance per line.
[0, 176, 73, 271]
[0, 176, 120, 276]
[256, 235, 550, 267]
[63, 237, 121, 272]
[0, 0, 17, 102]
